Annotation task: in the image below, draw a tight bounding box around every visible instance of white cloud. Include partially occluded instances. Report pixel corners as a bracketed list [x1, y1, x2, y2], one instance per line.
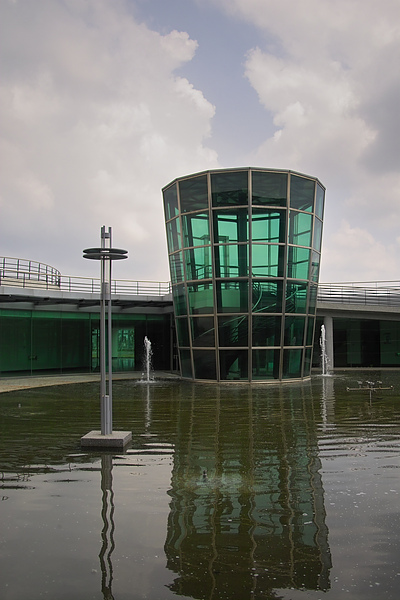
[216, 0, 400, 282]
[0, 0, 218, 279]
[321, 221, 400, 283]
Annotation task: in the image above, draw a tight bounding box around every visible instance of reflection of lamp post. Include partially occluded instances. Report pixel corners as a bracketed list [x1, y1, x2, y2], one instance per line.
[99, 454, 115, 600]
[81, 226, 132, 449]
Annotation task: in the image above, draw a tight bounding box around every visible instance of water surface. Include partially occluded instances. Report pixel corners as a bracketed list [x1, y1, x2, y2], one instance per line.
[1, 372, 400, 599]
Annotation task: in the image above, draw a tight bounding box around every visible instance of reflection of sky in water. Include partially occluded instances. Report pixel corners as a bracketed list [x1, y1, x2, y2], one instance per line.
[0, 373, 400, 599]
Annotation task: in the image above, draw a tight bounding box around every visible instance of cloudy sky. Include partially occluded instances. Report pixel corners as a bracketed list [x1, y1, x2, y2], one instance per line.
[1, 0, 400, 283]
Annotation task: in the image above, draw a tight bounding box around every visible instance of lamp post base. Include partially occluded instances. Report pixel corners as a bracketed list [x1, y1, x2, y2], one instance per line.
[81, 430, 132, 449]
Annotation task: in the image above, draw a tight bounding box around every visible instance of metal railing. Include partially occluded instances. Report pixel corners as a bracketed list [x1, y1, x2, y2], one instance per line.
[58, 276, 172, 296]
[0, 256, 61, 287]
[317, 282, 400, 308]
[1, 256, 399, 305]
[0, 256, 172, 296]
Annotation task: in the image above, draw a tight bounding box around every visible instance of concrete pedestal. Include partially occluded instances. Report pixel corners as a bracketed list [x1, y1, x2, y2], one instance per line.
[81, 430, 132, 449]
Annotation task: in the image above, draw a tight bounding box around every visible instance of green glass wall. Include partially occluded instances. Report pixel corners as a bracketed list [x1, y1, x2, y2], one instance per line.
[0, 309, 172, 375]
[163, 168, 325, 382]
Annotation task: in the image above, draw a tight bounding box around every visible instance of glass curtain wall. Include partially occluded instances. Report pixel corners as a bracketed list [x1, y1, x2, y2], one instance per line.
[163, 168, 325, 382]
[0, 309, 172, 375]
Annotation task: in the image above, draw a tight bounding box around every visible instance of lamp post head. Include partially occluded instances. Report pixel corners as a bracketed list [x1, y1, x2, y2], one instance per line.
[83, 248, 128, 260]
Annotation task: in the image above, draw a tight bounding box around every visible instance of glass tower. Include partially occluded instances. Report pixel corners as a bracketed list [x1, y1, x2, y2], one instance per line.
[163, 168, 325, 382]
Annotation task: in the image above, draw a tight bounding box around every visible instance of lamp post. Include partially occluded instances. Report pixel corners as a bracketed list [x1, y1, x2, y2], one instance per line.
[81, 226, 131, 448]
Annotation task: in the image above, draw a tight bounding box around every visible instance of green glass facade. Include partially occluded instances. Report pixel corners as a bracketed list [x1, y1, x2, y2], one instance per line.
[0, 309, 172, 375]
[163, 168, 325, 382]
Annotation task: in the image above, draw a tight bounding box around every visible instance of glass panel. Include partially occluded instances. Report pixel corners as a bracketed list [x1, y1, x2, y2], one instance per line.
[310, 251, 320, 283]
[315, 184, 325, 219]
[284, 316, 306, 346]
[252, 244, 284, 278]
[252, 209, 286, 243]
[182, 213, 210, 248]
[282, 349, 302, 379]
[166, 218, 181, 253]
[175, 317, 190, 347]
[306, 317, 315, 345]
[173, 284, 187, 316]
[252, 349, 280, 380]
[303, 347, 312, 376]
[179, 175, 208, 213]
[169, 252, 184, 284]
[313, 218, 323, 252]
[193, 349, 217, 379]
[187, 282, 214, 315]
[289, 211, 312, 246]
[163, 184, 178, 221]
[184, 246, 212, 281]
[218, 316, 248, 347]
[252, 280, 283, 313]
[308, 285, 317, 315]
[286, 282, 308, 314]
[211, 171, 248, 207]
[219, 349, 248, 380]
[216, 280, 248, 313]
[179, 348, 193, 378]
[252, 315, 281, 347]
[215, 244, 248, 278]
[252, 171, 287, 207]
[290, 175, 315, 212]
[287, 247, 310, 280]
[190, 316, 215, 347]
[213, 209, 248, 243]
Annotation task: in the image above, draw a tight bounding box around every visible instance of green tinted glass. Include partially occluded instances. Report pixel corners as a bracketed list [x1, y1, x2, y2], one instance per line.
[173, 284, 187, 316]
[308, 285, 317, 315]
[315, 184, 325, 219]
[182, 212, 210, 248]
[163, 184, 178, 220]
[289, 211, 312, 246]
[310, 251, 320, 283]
[313, 218, 323, 252]
[176, 317, 190, 347]
[213, 209, 248, 243]
[218, 315, 248, 347]
[290, 175, 315, 212]
[284, 316, 305, 346]
[179, 175, 208, 213]
[215, 244, 248, 278]
[190, 316, 215, 347]
[187, 282, 214, 314]
[219, 349, 248, 380]
[306, 317, 315, 345]
[252, 171, 287, 207]
[252, 209, 286, 243]
[193, 350, 217, 379]
[303, 347, 312, 376]
[287, 247, 310, 280]
[169, 252, 184, 283]
[166, 218, 181, 252]
[252, 315, 281, 347]
[211, 171, 248, 207]
[179, 348, 193, 378]
[286, 282, 308, 314]
[252, 349, 280, 379]
[252, 280, 283, 313]
[216, 280, 248, 313]
[184, 246, 212, 280]
[282, 348, 303, 378]
[252, 244, 284, 277]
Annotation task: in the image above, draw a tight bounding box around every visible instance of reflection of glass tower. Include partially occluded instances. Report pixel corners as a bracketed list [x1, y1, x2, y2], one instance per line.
[164, 387, 332, 598]
[162, 168, 325, 381]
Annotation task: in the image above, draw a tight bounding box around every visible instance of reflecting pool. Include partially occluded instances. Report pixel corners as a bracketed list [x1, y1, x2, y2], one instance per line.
[1, 372, 400, 599]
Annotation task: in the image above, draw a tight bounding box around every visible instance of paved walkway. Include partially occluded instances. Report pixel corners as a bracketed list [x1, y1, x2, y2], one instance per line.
[0, 372, 180, 393]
